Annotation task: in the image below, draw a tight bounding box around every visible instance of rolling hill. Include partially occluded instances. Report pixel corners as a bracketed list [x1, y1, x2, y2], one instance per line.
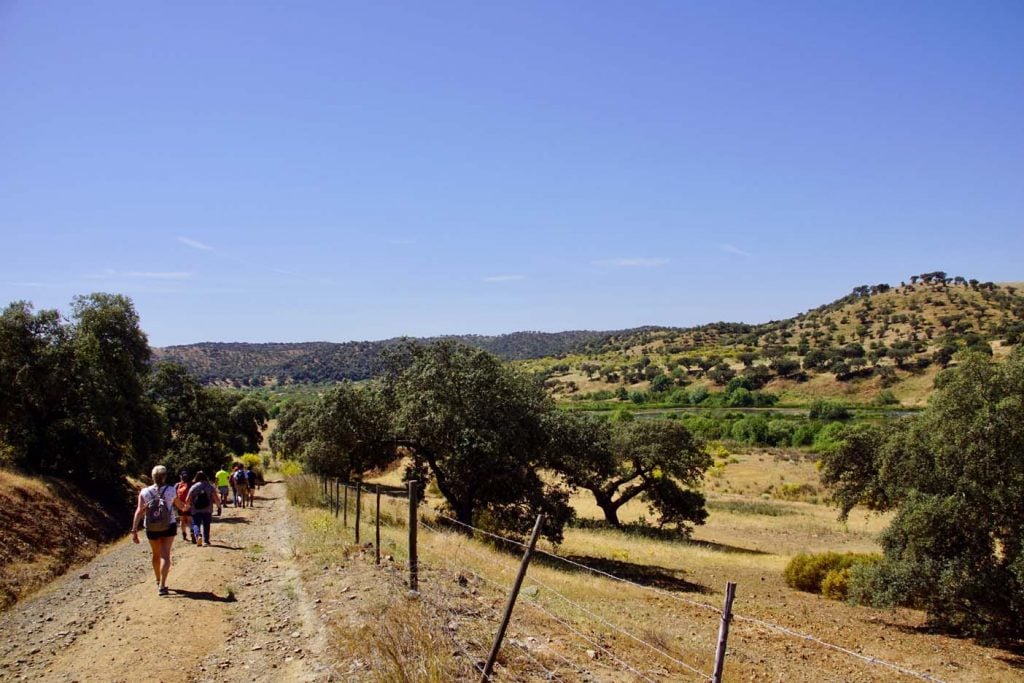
[155, 273, 1024, 405]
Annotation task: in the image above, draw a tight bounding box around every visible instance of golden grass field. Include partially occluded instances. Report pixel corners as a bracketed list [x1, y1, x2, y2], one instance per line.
[286, 452, 1023, 682]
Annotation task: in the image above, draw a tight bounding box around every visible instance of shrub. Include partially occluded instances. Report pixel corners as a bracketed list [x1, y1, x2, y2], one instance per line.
[278, 459, 303, 477]
[784, 552, 882, 597]
[772, 482, 818, 501]
[808, 400, 851, 421]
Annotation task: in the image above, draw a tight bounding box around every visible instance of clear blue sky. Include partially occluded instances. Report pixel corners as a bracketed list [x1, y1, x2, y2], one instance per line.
[2, 2, 1022, 347]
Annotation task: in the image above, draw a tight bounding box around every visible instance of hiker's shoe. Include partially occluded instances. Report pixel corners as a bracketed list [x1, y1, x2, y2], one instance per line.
[158, 586, 169, 596]
[196, 537, 203, 547]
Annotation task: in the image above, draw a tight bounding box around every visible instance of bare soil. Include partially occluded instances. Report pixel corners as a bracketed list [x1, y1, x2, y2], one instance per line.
[0, 480, 334, 682]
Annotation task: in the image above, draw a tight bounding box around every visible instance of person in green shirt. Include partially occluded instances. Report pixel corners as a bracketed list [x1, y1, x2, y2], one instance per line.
[215, 467, 231, 515]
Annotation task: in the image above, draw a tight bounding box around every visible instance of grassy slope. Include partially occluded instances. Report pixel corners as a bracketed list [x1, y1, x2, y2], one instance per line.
[527, 279, 1024, 407]
[0, 470, 134, 610]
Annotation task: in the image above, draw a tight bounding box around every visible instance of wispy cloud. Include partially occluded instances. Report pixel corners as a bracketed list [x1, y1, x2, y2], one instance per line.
[88, 269, 194, 280]
[177, 236, 214, 252]
[482, 275, 524, 283]
[720, 243, 751, 257]
[591, 257, 669, 268]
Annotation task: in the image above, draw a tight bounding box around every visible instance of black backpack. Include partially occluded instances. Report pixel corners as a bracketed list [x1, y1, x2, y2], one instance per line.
[194, 485, 211, 509]
[145, 486, 172, 532]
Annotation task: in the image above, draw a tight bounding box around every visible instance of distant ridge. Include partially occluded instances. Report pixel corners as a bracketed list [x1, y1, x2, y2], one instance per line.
[153, 328, 667, 385]
[155, 274, 1024, 388]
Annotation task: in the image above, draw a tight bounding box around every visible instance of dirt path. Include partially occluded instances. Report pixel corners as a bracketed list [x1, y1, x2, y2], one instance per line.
[0, 480, 334, 683]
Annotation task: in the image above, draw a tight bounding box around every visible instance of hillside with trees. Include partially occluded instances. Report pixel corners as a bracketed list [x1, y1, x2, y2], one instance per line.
[157, 274, 1024, 408]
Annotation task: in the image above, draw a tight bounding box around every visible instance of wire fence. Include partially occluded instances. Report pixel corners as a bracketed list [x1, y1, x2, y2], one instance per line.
[316, 476, 949, 683]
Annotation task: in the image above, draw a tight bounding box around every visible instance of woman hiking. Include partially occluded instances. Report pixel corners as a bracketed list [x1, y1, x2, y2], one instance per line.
[175, 470, 194, 543]
[131, 465, 187, 596]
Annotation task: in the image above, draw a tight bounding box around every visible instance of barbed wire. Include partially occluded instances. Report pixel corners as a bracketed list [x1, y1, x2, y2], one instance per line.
[421, 518, 710, 681]
[422, 512, 950, 683]
[433, 512, 724, 616]
[731, 614, 947, 683]
[415, 534, 580, 682]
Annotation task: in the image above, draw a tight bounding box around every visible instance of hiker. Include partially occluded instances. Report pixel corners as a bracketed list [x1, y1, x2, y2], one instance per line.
[229, 464, 240, 506]
[186, 471, 220, 547]
[233, 466, 250, 508]
[215, 466, 230, 514]
[176, 470, 194, 543]
[131, 465, 186, 596]
[245, 466, 257, 507]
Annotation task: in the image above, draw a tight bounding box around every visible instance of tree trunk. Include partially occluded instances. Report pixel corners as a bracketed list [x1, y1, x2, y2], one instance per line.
[591, 489, 622, 527]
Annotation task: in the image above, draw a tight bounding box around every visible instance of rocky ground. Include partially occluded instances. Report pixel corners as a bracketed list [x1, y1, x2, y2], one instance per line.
[0, 480, 335, 683]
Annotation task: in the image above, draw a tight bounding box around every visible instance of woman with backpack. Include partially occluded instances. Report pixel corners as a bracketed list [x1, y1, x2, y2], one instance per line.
[131, 465, 187, 596]
[186, 471, 220, 547]
[175, 470, 194, 543]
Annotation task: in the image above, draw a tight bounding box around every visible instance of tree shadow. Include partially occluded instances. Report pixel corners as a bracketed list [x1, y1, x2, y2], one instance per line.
[874, 618, 1024, 661]
[684, 539, 769, 556]
[535, 553, 712, 595]
[201, 543, 244, 551]
[170, 588, 236, 603]
[211, 517, 250, 525]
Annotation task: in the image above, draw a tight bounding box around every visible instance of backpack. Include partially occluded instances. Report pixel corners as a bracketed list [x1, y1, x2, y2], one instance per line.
[234, 470, 247, 486]
[246, 470, 256, 487]
[176, 481, 189, 504]
[145, 486, 172, 532]
[194, 485, 211, 509]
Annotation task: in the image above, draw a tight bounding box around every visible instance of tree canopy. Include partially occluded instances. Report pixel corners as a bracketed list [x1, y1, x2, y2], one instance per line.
[385, 341, 572, 543]
[820, 348, 1024, 637]
[550, 413, 711, 534]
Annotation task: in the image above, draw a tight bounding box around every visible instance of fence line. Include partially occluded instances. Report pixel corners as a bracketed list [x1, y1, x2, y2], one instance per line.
[421, 518, 710, 681]
[425, 511, 948, 683]
[730, 614, 947, 683]
[435, 512, 723, 615]
[416, 557, 578, 681]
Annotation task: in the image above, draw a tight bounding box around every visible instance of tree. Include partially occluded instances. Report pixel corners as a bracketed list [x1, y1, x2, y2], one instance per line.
[820, 349, 1024, 637]
[294, 383, 394, 481]
[551, 414, 711, 534]
[386, 341, 571, 542]
[0, 295, 162, 488]
[146, 362, 268, 476]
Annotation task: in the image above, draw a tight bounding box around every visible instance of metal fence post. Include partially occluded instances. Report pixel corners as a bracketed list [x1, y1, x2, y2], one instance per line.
[355, 484, 362, 544]
[712, 582, 737, 683]
[375, 484, 381, 565]
[481, 514, 545, 682]
[408, 479, 418, 591]
[343, 483, 348, 527]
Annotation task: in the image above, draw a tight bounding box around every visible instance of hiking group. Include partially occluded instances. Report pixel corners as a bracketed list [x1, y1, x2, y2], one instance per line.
[131, 463, 261, 595]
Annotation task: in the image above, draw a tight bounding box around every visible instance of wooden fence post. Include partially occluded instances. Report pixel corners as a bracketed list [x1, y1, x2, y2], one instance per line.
[407, 480, 418, 591]
[375, 484, 381, 565]
[343, 484, 348, 527]
[481, 514, 545, 682]
[333, 479, 340, 517]
[712, 582, 737, 683]
[355, 484, 362, 544]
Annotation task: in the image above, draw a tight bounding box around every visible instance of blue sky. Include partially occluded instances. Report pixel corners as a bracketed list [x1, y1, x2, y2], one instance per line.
[2, 2, 1022, 347]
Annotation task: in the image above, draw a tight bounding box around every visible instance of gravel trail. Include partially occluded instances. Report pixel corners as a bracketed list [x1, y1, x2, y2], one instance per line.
[0, 480, 334, 682]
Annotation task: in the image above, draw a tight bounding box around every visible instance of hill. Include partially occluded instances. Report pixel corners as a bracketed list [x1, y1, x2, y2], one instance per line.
[153, 329, 652, 385]
[156, 273, 1024, 405]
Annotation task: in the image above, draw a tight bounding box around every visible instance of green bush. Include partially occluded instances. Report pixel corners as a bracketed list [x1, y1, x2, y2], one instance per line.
[784, 552, 882, 597]
[808, 400, 852, 421]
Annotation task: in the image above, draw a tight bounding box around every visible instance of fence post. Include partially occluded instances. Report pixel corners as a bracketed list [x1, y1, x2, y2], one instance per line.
[331, 479, 338, 517]
[343, 484, 349, 527]
[407, 479, 418, 591]
[481, 514, 544, 682]
[355, 484, 362, 544]
[712, 582, 737, 683]
[375, 484, 381, 565]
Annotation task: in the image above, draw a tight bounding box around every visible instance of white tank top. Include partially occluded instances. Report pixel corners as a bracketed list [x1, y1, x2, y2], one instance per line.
[143, 484, 179, 523]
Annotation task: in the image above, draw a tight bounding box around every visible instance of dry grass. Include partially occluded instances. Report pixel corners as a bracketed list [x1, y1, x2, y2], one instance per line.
[290, 455, 1022, 681]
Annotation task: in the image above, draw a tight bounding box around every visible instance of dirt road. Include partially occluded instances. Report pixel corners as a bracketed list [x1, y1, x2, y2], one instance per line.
[0, 480, 334, 682]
